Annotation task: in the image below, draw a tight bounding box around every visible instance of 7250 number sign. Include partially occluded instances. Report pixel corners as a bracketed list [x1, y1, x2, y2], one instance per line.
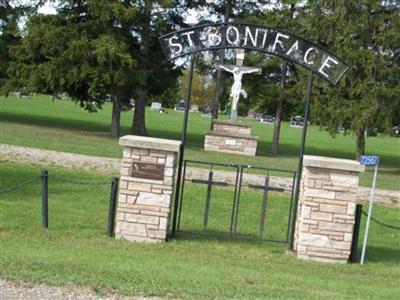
[360, 155, 379, 166]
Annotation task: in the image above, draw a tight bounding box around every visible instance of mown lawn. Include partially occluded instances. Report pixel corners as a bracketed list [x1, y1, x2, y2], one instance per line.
[0, 94, 399, 190]
[0, 161, 399, 299]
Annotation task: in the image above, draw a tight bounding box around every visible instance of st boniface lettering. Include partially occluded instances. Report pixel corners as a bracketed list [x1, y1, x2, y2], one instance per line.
[244, 26, 258, 47]
[226, 26, 240, 45]
[304, 47, 318, 65]
[319, 56, 339, 77]
[160, 23, 349, 84]
[208, 27, 222, 46]
[272, 32, 290, 52]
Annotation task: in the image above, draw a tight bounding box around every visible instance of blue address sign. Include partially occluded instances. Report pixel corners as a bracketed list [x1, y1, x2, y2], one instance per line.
[360, 155, 379, 166]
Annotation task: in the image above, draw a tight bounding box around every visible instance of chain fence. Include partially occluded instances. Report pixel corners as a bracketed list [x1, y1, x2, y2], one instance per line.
[0, 170, 119, 236]
[361, 210, 400, 230]
[0, 175, 41, 195]
[3, 173, 398, 237]
[49, 175, 110, 186]
[0, 174, 109, 195]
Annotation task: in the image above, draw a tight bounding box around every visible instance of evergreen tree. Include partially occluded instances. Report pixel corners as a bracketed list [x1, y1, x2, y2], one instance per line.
[0, 1, 25, 91]
[5, 0, 139, 137]
[129, 0, 205, 135]
[4, 0, 188, 137]
[304, 0, 400, 158]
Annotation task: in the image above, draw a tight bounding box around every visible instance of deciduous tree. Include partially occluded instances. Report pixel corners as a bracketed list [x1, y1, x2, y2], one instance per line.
[179, 68, 215, 109]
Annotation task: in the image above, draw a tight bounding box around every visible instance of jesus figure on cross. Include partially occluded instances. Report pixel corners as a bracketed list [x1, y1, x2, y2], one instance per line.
[218, 63, 261, 122]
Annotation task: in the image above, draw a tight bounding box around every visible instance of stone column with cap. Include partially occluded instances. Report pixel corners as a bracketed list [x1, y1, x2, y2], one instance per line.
[294, 155, 364, 263]
[115, 135, 181, 243]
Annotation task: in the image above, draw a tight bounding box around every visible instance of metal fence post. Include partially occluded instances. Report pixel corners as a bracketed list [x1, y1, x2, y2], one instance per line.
[41, 170, 48, 229]
[107, 177, 119, 237]
[360, 159, 379, 264]
[288, 70, 314, 250]
[203, 171, 213, 230]
[350, 204, 363, 263]
[171, 55, 195, 237]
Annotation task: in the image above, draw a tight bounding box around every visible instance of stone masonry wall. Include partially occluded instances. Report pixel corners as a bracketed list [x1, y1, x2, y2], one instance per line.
[295, 156, 364, 263]
[204, 133, 257, 156]
[115, 136, 180, 243]
[213, 122, 251, 135]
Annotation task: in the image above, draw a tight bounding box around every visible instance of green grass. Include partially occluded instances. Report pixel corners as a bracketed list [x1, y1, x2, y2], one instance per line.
[0, 161, 399, 299]
[179, 182, 292, 242]
[0, 94, 399, 190]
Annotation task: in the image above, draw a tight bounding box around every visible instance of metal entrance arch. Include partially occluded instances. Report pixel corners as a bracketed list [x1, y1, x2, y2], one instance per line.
[158, 22, 350, 248]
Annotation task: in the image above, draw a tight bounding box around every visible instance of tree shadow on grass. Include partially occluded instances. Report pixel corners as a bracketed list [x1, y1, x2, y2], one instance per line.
[2, 111, 399, 171]
[173, 230, 287, 251]
[148, 128, 400, 171]
[357, 246, 400, 264]
[0, 111, 110, 133]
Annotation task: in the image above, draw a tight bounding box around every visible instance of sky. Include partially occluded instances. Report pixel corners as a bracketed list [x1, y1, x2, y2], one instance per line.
[36, 0, 202, 23]
[37, 1, 57, 15]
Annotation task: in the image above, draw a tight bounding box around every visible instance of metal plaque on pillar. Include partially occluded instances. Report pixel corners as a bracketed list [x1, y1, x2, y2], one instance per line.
[130, 162, 164, 181]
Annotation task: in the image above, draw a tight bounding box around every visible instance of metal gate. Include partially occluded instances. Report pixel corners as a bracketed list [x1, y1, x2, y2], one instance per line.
[176, 160, 296, 243]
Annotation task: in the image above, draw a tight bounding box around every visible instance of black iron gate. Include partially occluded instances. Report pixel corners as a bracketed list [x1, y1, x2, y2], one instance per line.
[176, 160, 296, 243]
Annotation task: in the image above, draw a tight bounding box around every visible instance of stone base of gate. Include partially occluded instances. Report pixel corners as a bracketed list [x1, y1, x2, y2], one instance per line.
[294, 155, 364, 263]
[114, 135, 180, 243]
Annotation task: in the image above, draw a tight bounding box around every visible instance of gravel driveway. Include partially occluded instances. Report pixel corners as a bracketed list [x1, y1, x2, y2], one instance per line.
[0, 279, 161, 300]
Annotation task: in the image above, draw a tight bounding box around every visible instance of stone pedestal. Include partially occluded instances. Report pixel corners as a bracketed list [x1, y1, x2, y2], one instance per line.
[294, 155, 364, 263]
[115, 135, 180, 243]
[204, 120, 258, 156]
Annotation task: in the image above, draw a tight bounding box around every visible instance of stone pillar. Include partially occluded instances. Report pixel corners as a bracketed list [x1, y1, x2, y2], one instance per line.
[294, 155, 364, 263]
[115, 135, 180, 243]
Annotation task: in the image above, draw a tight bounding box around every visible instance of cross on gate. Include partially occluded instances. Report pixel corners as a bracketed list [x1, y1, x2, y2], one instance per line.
[191, 171, 228, 230]
[247, 177, 285, 237]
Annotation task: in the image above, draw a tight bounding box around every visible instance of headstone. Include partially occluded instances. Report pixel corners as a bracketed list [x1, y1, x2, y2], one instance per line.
[201, 106, 212, 117]
[18, 87, 30, 99]
[337, 125, 345, 134]
[294, 155, 365, 263]
[290, 115, 308, 128]
[260, 114, 275, 124]
[190, 104, 199, 112]
[175, 100, 186, 112]
[392, 126, 400, 137]
[247, 110, 262, 119]
[115, 136, 181, 243]
[151, 102, 162, 111]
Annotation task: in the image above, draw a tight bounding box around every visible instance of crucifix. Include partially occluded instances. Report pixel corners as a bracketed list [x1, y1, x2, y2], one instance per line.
[218, 49, 262, 122]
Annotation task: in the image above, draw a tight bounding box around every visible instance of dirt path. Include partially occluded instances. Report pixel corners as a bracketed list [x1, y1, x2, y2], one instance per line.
[0, 144, 120, 174]
[1, 143, 399, 207]
[0, 279, 160, 300]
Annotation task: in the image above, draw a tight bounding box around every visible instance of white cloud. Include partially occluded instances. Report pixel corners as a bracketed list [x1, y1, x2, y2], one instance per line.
[37, 1, 58, 15]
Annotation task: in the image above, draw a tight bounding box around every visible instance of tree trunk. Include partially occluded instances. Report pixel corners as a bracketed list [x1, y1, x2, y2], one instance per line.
[271, 61, 288, 155]
[211, 1, 230, 125]
[111, 95, 121, 137]
[130, 0, 151, 136]
[132, 87, 148, 136]
[212, 68, 222, 124]
[355, 127, 366, 160]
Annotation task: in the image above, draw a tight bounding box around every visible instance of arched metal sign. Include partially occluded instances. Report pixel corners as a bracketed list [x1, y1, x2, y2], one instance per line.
[160, 22, 350, 249]
[159, 22, 350, 85]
